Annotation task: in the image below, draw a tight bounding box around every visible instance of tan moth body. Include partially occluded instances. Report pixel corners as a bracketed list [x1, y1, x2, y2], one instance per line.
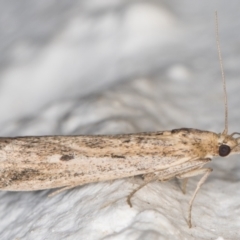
[0, 129, 233, 191]
[0, 128, 238, 191]
[0, 12, 239, 228]
[0, 130, 215, 190]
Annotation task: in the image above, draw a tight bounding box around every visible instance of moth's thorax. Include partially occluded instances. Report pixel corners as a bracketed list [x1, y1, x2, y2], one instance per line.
[170, 128, 238, 158]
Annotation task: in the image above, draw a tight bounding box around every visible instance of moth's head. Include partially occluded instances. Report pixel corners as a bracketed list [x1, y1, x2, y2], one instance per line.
[218, 132, 240, 157]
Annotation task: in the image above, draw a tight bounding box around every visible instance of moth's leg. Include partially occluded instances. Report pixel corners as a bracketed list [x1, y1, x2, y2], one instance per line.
[48, 185, 79, 197]
[143, 172, 172, 182]
[176, 168, 212, 228]
[145, 173, 188, 194]
[181, 178, 188, 194]
[127, 175, 158, 207]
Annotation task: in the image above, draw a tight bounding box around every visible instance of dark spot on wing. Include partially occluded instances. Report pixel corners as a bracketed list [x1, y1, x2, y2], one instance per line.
[60, 155, 74, 161]
[5, 169, 41, 183]
[111, 154, 125, 159]
[155, 132, 164, 135]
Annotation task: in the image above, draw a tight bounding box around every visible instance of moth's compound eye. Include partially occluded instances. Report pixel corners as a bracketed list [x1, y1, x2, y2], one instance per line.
[219, 144, 231, 157]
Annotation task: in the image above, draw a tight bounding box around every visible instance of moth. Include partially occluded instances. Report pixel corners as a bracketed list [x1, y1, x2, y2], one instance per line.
[0, 12, 238, 228]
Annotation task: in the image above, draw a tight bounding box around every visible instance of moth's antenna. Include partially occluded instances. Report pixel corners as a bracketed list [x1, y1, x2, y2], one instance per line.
[215, 11, 228, 135]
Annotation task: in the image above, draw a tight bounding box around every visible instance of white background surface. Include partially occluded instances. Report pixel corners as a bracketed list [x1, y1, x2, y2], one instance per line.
[0, 1, 240, 239]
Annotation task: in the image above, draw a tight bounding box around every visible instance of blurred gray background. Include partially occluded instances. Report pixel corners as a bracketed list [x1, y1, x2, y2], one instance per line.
[1, 0, 240, 137]
[0, 1, 240, 239]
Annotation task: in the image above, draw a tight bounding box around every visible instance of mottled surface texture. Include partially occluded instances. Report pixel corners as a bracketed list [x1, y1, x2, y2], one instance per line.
[0, 1, 240, 239]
